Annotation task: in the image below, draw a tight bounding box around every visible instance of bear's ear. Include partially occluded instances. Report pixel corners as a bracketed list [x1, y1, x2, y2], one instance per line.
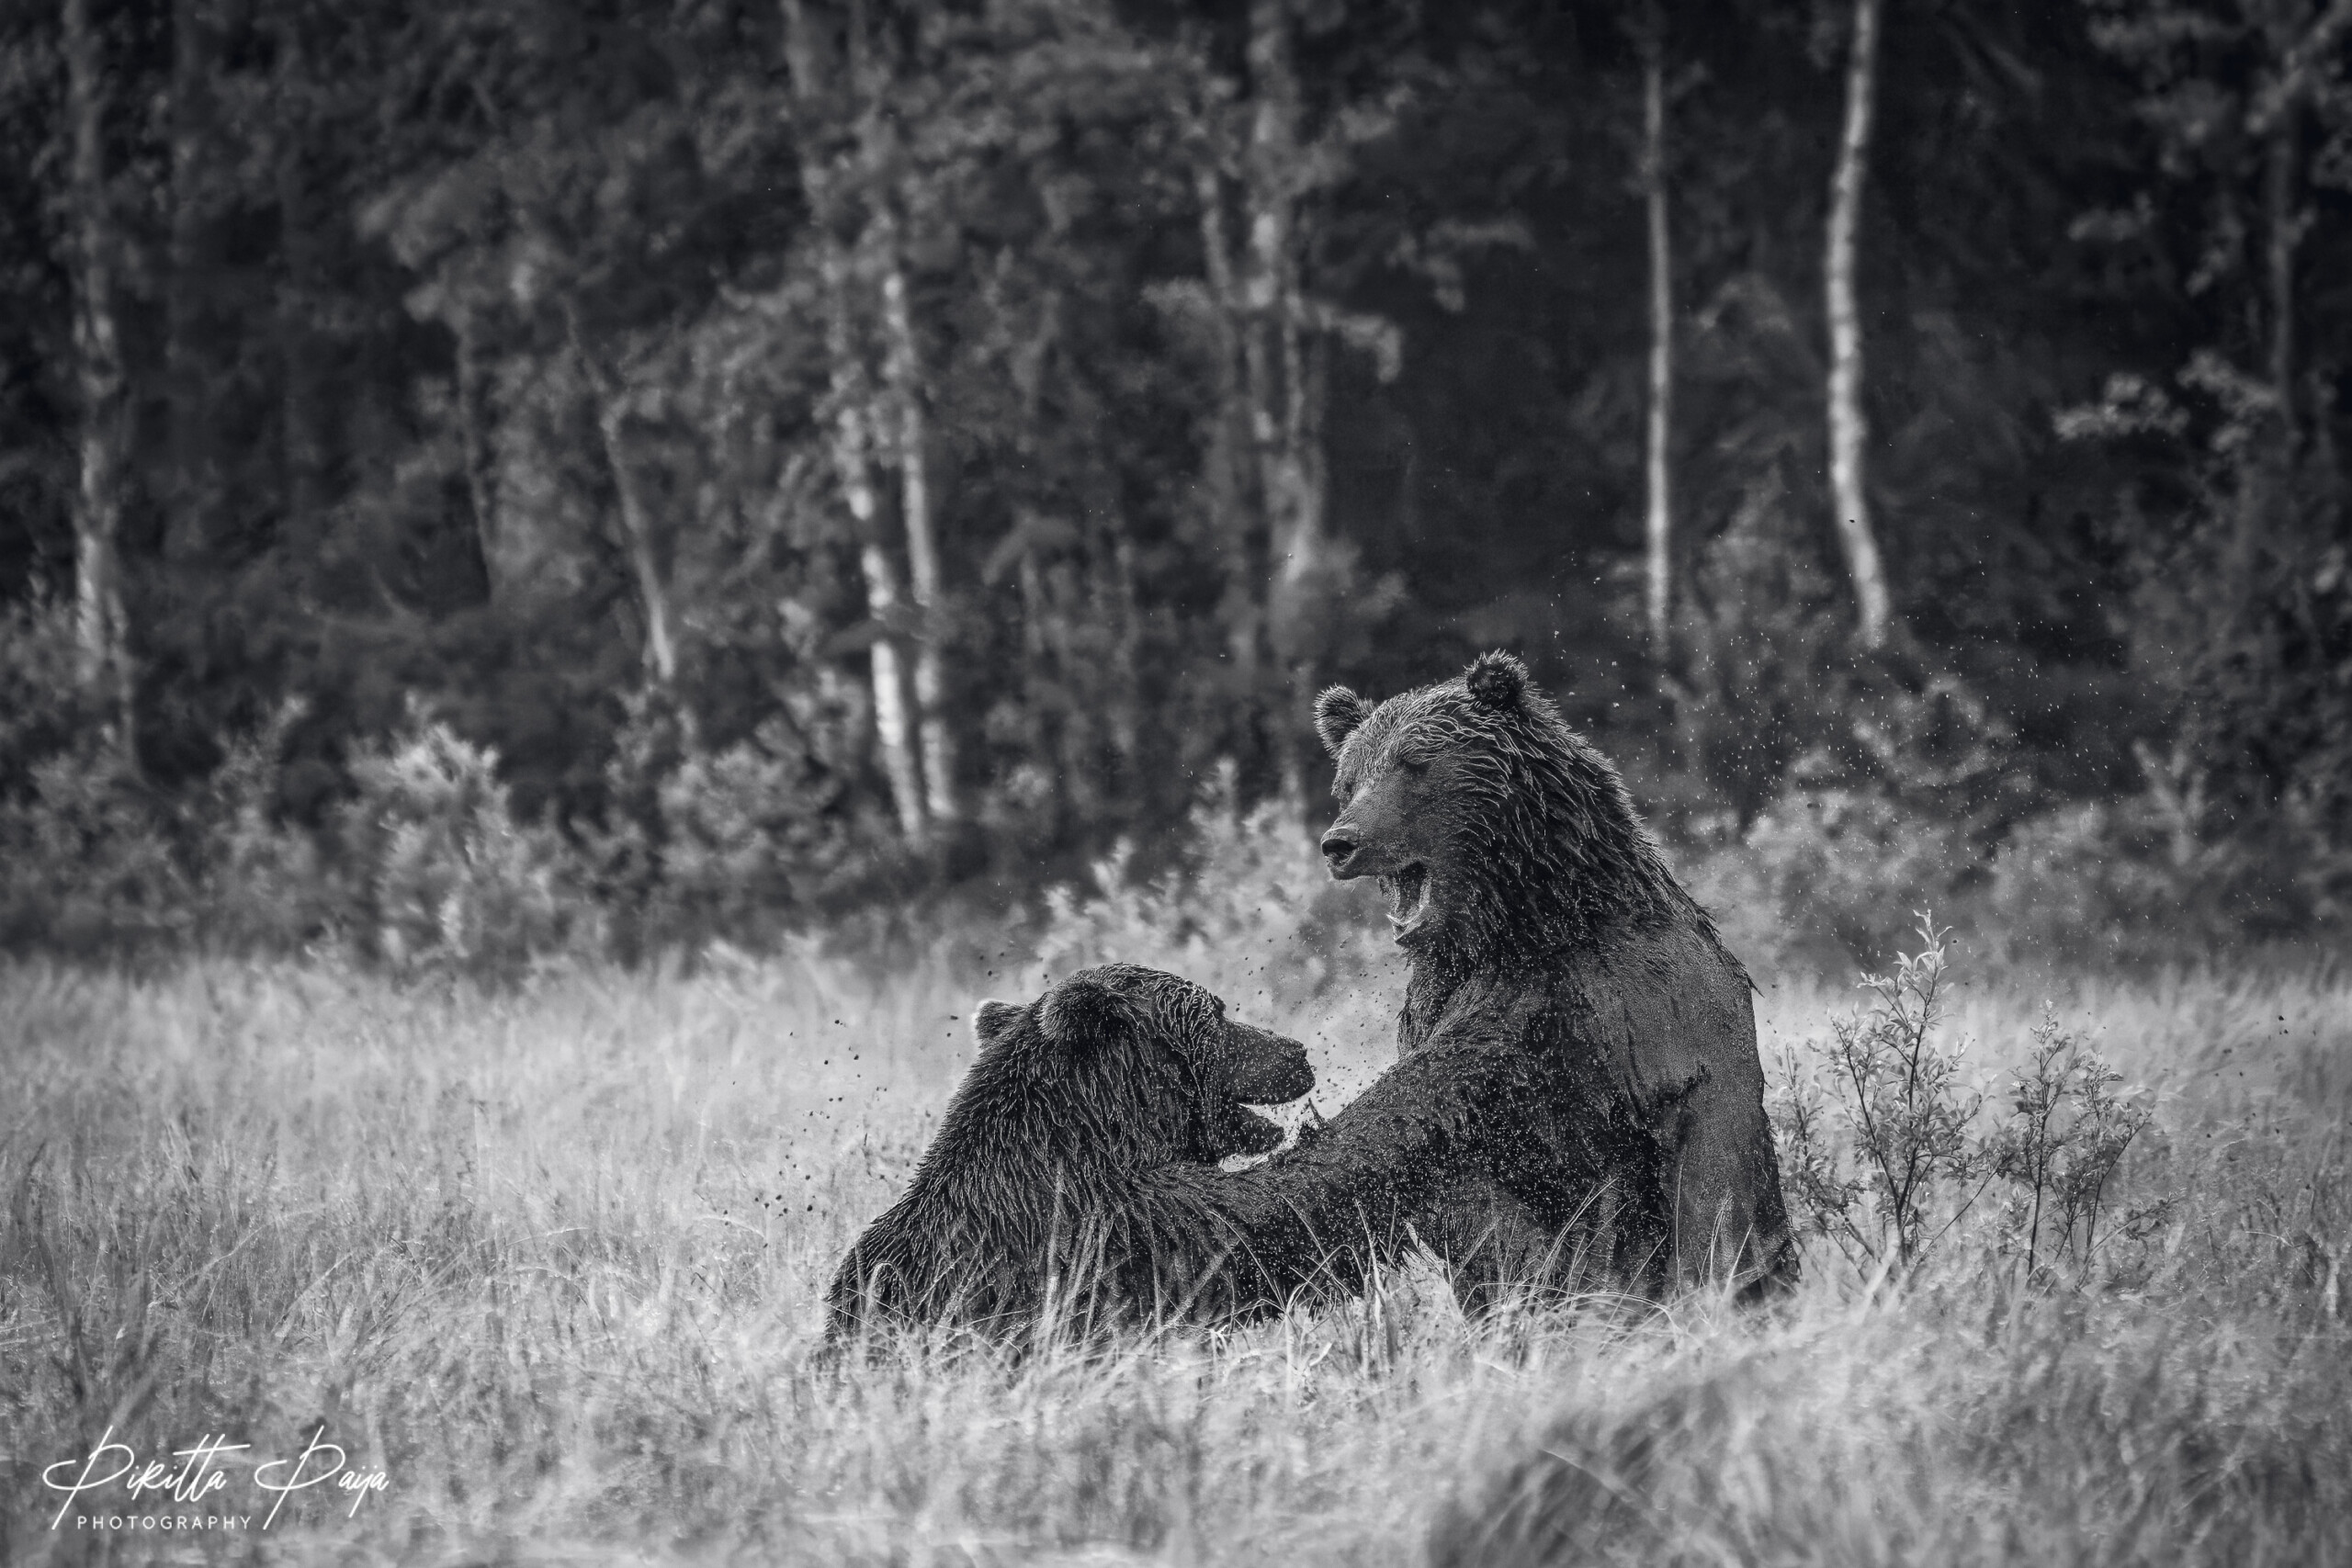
[1036, 975, 1123, 1044]
[1465, 649, 1529, 714]
[1315, 685, 1373, 757]
[972, 999, 1023, 1047]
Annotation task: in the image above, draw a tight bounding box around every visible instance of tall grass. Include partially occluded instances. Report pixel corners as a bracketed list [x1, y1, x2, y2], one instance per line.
[1, 902, 2345, 1562]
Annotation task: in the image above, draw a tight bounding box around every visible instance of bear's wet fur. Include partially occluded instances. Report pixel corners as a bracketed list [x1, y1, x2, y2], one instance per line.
[1315, 649, 1793, 1302]
[826, 963, 1315, 1342]
[1129, 651, 1795, 1315]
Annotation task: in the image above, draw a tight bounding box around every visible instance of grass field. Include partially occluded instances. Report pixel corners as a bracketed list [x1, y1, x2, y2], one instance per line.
[2, 919, 2346, 1565]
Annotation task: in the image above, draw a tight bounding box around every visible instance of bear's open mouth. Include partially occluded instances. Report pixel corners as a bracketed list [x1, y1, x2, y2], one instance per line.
[1382, 863, 1431, 939]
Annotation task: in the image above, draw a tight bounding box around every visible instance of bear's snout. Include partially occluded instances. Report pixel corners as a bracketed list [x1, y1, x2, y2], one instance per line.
[1320, 829, 1362, 876]
[1227, 1023, 1315, 1105]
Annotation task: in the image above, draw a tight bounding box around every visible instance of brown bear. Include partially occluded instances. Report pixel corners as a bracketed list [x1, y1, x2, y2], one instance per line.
[1130, 651, 1794, 1313]
[827, 963, 1316, 1342]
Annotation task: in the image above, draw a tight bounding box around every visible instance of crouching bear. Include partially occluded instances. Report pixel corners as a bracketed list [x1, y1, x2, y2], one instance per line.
[1129, 651, 1795, 1314]
[828, 964, 1315, 1342]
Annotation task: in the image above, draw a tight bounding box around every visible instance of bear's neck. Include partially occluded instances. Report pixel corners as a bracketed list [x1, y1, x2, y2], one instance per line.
[914, 1058, 1173, 1216]
[1397, 830, 1706, 1048]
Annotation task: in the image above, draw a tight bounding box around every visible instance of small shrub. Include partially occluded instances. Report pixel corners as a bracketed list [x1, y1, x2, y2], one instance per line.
[0, 739, 192, 953]
[339, 705, 584, 980]
[582, 686, 891, 963]
[1772, 912, 2174, 1290]
[1729, 785, 1973, 966]
[0, 597, 188, 953]
[0, 593, 96, 801]
[1986, 1010, 2172, 1284]
[187, 698, 339, 952]
[1772, 914, 1986, 1280]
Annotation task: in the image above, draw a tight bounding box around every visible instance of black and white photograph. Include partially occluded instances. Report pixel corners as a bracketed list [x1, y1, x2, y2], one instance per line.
[4, 0, 2348, 1561]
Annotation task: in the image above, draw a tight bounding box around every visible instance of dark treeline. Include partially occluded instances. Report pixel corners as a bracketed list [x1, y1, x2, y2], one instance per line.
[1, 0, 2347, 964]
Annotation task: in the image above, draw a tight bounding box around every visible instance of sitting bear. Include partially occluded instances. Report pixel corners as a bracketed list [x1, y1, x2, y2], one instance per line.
[827, 963, 1315, 1341]
[1130, 651, 1794, 1313]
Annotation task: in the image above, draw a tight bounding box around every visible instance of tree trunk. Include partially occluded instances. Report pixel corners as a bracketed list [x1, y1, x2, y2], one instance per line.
[1195, 164, 1264, 690]
[1100, 530, 1142, 773]
[63, 0, 134, 759]
[1243, 0, 1320, 797]
[164, 0, 220, 566]
[275, 22, 327, 569]
[1280, 289, 1329, 591]
[879, 204, 958, 826]
[1824, 0, 1897, 651]
[2265, 105, 2299, 449]
[454, 308, 500, 602]
[566, 312, 677, 686]
[593, 395, 677, 687]
[784, 0, 929, 846]
[1245, 0, 1317, 607]
[2226, 105, 2302, 612]
[1641, 22, 1675, 656]
[2237, 0, 2348, 609]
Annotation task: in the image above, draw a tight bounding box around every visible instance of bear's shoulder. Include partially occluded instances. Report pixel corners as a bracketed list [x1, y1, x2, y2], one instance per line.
[1555, 918, 1755, 1113]
[1413, 917, 1752, 1111]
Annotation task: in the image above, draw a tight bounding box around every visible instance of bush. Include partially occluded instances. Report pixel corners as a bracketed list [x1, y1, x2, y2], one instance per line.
[1985, 1010, 2173, 1284]
[339, 705, 586, 980]
[186, 698, 340, 953]
[584, 691, 887, 962]
[1770, 914, 2169, 1290]
[1696, 784, 1973, 970]
[0, 740, 192, 953]
[1771, 915, 1984, 1280]
[1679, 762, 2342, 978]
[0, 598, 189, 953]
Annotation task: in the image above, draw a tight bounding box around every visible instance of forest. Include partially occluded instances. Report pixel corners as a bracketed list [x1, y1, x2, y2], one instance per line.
[2, 0, 2348, 967]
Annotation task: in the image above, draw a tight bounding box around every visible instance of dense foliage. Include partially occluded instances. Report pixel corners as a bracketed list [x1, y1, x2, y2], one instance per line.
[1, 0, 2346, 963]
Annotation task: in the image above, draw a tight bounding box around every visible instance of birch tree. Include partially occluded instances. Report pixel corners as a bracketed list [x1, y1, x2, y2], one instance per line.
[164, 0, 220, 566]
[1824, 0, 1899, 650]
[1192, 0, 1400, 787]
[1242, 0, 1323, 639]
[783, 0, 930, 846]
[2240, 0, 2351, 598]
[867, 120, 957, 826]
[1640, 6, 1676, 654]
[270, 7, 327, 560]
[565, 309, 679, 687]
[62, 0, 134, 756]
[1193, 159, 1264, 694]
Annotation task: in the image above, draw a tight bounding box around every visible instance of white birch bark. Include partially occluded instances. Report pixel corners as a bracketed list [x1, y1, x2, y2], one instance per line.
[565, 312, 677, 686]
[879, 208, 957, 825]
[784, 0, 928, 844]
[1825, 0, 1897, 650]
[1641, 28, 1675, 654]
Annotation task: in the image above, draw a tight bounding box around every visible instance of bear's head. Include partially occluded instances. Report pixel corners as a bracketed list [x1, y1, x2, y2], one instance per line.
[970, 964, 1315, 1163]
[1313, 650, 1693, 964]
